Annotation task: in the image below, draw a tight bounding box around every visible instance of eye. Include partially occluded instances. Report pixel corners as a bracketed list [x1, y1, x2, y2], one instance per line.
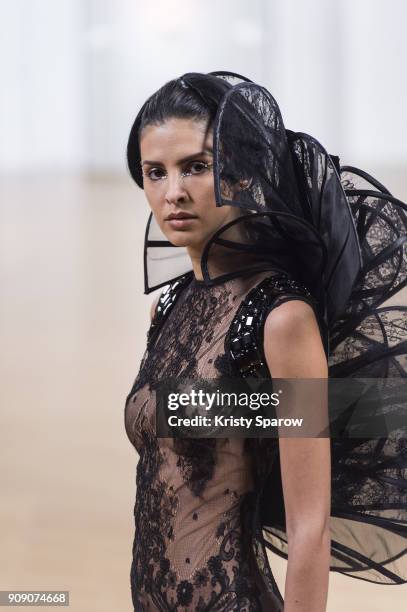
[144, 167, 166, 181]
[183, 161, 212, 176]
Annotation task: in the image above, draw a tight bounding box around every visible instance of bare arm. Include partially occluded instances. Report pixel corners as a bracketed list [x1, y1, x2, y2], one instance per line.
[263, 300, 331, 612]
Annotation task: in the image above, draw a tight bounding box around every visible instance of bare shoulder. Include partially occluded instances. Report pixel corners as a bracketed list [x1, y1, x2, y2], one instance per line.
[264, 299, 327, 378]
[264, 299, 317, 337]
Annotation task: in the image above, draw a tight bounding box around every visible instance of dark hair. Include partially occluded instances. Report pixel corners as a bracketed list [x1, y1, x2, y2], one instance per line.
[139, 78, 212, 131]
[126, 74, 231, 188]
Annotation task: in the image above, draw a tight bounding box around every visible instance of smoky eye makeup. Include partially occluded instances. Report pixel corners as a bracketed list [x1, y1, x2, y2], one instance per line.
[142, 157, 213, 182]
[182, 160, 213, 175]
[142, 166, 166, 181]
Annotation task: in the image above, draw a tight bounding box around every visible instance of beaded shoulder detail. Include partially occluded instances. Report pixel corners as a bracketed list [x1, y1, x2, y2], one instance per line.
[147, 272, 194, 347]
[225, 273, 317, 378]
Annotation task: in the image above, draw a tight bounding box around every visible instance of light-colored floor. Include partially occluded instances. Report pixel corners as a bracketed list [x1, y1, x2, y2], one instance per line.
[0, 171, 406, 611]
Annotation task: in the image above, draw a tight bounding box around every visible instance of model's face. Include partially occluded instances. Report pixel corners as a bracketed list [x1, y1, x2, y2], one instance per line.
[139, 117, 241, 253]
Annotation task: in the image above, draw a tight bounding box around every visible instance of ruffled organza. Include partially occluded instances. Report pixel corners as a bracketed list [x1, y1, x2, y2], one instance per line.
[254, 166, 407, 585]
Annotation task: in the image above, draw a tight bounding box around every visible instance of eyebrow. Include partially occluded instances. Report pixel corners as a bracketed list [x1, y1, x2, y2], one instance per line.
[141, 148, 213, 166]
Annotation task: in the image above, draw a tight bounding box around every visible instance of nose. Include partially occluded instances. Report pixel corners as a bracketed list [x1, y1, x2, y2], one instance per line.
[164, 171, 189, 205]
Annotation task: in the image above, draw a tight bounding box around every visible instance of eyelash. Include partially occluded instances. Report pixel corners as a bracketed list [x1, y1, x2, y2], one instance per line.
[143, 160, 212, 182]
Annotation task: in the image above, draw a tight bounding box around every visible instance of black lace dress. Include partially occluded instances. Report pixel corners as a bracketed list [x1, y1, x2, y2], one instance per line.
[125, 70, 407, 611]
[124, 270, 288, 612]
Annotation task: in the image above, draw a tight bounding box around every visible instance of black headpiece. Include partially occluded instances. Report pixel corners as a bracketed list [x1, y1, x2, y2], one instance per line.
[127, 70, 406, 339]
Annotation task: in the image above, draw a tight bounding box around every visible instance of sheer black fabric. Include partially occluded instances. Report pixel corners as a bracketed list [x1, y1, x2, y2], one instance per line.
[225, 165, 407, 585]
[126, 267, 406, 599]
[125, 70, 407, 608]
[125, 272, 287, 610]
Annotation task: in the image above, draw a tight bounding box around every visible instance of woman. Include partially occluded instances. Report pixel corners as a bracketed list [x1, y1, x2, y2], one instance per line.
[125, 71, 407, 611]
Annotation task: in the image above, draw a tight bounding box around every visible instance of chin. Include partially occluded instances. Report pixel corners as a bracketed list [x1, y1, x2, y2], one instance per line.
[166, 231, 201, 248]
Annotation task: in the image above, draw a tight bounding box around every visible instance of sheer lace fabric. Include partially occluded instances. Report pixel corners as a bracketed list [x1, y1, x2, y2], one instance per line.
[125, 271, 285, 611]
[125, 267, 407, 610]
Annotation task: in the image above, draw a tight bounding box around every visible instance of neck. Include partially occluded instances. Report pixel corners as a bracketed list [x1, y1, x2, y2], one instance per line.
[186, 245, 204, 280]
[186, 222, 251, 281]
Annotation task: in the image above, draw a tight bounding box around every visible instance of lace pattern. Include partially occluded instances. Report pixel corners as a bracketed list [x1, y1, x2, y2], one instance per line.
[125, 271, 285, 611]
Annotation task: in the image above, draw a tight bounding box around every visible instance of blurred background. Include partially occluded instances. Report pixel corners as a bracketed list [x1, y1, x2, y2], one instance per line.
[1, 1, 406, 610]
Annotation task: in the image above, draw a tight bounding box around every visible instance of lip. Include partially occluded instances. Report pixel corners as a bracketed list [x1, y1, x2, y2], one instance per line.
[165, 211, 198, 230]
[166, 217, 197, 230]
[166, 212, 197, 220]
